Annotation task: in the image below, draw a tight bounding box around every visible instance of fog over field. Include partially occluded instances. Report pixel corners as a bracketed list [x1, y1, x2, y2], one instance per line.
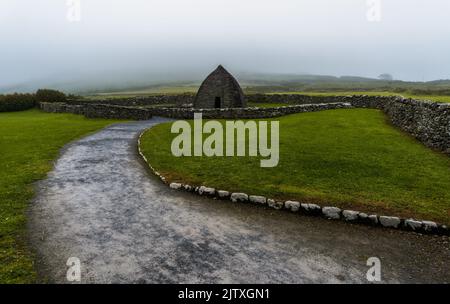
[1, 0, 450, 93]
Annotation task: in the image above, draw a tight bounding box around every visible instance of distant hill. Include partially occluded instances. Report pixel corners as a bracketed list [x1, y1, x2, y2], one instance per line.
[237, 73, 450, 95]
[2, 71, 450, 96]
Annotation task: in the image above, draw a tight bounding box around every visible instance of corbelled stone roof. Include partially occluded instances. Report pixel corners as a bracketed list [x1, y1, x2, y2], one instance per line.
[194, 65, 246, 109]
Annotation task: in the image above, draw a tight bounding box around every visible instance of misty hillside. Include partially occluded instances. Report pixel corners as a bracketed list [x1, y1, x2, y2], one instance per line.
[238, 74, 450, 95]
[2, 71, 450, 96]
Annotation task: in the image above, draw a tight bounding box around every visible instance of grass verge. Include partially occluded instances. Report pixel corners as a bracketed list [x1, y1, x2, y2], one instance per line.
[140, 108, 450, 225]
[0, 109, 123, 283]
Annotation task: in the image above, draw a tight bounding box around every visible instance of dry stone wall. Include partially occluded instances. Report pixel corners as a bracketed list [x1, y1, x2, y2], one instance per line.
[40, 102, 153, 120]
[350, 96, 450, 154]
[246, 94, 348, 104]
[70, 94, 195, 107]
[40, 94, 450, 154]
[40, 101, 351, 120]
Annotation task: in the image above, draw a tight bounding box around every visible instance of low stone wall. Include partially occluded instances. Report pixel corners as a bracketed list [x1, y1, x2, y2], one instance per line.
[40, 94, 450, 155]
[40, 102, 153, 120]
[246, 93, 349, 104]
[40, 102, 352, 120]
[247, 94, 450, 154]
[77, 93, 344, 106]
[40, 102, 86, 115]
[70, 94, 195, 106]
[350, 96, 450, 154]
[146, 102, 352, 119]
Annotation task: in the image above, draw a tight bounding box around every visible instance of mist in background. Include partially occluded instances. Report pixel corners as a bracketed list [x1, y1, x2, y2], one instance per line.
[1, 0, 450, 93]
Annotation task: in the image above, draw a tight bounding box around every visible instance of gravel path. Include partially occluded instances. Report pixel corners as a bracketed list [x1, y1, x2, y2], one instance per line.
[29, 119, 450, 283]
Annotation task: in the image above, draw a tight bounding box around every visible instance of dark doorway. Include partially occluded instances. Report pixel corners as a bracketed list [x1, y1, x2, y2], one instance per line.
[214, 97, 221, 108]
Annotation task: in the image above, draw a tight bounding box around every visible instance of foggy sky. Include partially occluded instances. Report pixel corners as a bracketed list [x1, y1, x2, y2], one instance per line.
[1, 0, 450, 92]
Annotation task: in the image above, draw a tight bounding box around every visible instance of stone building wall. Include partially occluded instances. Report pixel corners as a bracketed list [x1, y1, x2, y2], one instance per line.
[194, 65, 246, 109]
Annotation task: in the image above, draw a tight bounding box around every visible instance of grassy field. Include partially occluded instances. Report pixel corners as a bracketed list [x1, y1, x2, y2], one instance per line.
[272, 91, 450, 103]
[0, 109, 122, 283]
[140, 108, 450, 225]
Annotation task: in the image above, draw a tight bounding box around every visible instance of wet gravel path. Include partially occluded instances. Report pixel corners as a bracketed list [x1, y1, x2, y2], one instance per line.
[29, 119, 450, 283]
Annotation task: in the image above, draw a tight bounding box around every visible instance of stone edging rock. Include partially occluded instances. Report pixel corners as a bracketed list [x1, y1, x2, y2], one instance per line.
[137, 127, 449, 237]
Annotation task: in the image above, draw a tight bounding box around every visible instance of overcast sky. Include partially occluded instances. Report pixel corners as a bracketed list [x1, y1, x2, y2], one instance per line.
[1, 0, 450, 92]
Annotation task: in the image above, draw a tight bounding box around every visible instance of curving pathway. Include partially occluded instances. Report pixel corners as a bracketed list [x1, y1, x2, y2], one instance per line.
[29, 119, 450, 283]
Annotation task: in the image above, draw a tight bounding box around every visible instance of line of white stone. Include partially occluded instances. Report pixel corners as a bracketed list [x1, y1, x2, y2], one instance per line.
[137, 128, 449, 237]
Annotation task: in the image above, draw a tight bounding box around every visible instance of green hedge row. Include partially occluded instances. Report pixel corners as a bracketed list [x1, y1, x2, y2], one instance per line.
[35, 89, 67, 103]
[0, 94, 37, 112]
[0, 89, 67, 112]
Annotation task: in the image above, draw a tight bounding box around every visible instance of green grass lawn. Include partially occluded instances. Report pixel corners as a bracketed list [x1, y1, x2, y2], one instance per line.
[0, 109, 123, 283]
[140, 108, 450, 225]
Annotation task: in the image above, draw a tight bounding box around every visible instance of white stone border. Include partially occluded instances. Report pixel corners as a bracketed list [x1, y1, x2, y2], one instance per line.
[137, 128, 449, 236]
